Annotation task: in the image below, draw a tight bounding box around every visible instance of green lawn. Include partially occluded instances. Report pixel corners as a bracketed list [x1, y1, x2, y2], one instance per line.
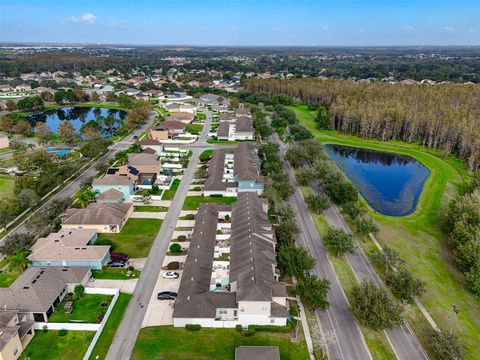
[92, 267, 141, 280]
[132, 326, 309, 360]
[186, 123, 204, 134]
[96, 218, 162, 258]
[133, 205, 168, 212]
[183, 196, 237, 210]
[20, 330, 94, 360]
[49, 294, 112, 323]
[207, 140, 240, 145]
[291, 105, 480, 359]
[162, 178, 180, 200]
[0, 270, 19, 287]
[89, 293, 132, 360]
[0, 175, 14, 198]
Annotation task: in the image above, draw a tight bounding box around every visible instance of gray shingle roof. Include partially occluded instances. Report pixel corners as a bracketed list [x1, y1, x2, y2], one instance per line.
[234, 143, 264, 183]
[92, 175, 132, 186]
[63, 203, 132, 226]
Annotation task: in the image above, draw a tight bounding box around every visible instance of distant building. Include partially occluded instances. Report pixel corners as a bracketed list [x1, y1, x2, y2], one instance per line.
[28, 229, 109, 270]
[217, 116, 255, 141]
[0, 133, 9, 149]
[149, 120, 186, 141]
[166, 111, 195, 124]
[62, 202, 133, 233]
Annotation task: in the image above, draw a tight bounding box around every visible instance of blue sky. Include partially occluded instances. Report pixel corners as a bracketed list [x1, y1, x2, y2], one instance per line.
[0, 0, 478, 46]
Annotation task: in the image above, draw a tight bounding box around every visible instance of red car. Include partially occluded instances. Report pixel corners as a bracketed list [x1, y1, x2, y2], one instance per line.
[110, 252, 129, 262]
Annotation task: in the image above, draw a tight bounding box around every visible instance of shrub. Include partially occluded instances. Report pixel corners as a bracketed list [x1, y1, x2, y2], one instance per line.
[74, 284, 85, 299]
[192, 187, 202, 191]
[176, 235, 187, 242]
[235, 324, 243, 332]
[209, 194, 223, 198]
[169, 243, 182, 254]
[251, 324, 291, 333]
[245, 325, 256, 336]
[184, 214, 195, 220]
[185, 324, 201, 331]
[58, 329, 68, 337]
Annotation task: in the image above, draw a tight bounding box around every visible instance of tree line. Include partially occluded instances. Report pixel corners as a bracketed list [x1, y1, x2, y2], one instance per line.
[244, 78, 480, 171]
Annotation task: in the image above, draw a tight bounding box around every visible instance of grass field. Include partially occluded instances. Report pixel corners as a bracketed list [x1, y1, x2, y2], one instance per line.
[92, 267, 141, 280]
[132, 326, 309, 360]
[133, 205, 168, 212]
[88, 293, 132, 360]
[96, 218, 162, 258]
[49, 294, 112, 323]
[182, 195, 237, 210]
[291, 105, 480, 359]
[20, 330, 94, 360]
[186, 123, 204, 134]
[162, 178, 180, 200]
[0, 175, 14, 198]
[0, 269, 19, 287]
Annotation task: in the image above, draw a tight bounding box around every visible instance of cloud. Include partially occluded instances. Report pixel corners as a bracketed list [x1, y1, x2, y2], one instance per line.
[403, 25, 415, 33]
[63, 13, 97, 24]
[444, 26, 455, 32]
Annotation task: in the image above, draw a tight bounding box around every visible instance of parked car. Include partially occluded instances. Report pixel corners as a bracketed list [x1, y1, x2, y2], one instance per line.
[107, 260, 126, 268]
[132, 197, 143, 202]
[306, 270, 316, 278]
[111, 252, 129, 262]
[157, 291, 177, 300]
[162, 271, 180, 279]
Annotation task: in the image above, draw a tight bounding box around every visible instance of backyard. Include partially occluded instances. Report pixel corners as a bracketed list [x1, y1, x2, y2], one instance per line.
[92, 267, 141, 280]
[0, 175, 14, 198]
[96, 218, 162, 258]
[49, 294, 112, 323]
[132, 326, 309, 360]
[291, 104, 480, 359]
[182, 195, 237, 210]
[20, 330, 94, 360]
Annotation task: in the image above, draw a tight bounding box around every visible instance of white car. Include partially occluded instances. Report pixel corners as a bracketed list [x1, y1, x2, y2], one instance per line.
[162, 271, 180, 279]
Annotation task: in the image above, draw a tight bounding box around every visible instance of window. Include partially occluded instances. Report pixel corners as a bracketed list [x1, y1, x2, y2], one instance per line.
[218, 310, 227, 315]
[240, 308, 244, 312]
[261, 306, 268, 312]
[270, 319, 275, 324]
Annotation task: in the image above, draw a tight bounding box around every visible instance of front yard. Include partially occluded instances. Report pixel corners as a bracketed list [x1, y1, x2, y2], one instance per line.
[96, 218, 162, 258]
[20, 330, 94, 360]
[132, 326, 309, 360]
[92, 267, 141, 280]
[162, 178, 180, 200]
[133, 205, 168, 212]
[182, 196, 236, 210]
[49, 294, 112, 323]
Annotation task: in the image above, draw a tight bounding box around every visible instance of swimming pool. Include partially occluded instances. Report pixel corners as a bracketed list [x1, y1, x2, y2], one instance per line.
[47, 148, 72, 156]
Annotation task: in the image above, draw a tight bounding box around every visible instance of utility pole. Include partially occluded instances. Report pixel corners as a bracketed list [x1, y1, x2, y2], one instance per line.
[449, 305, 460, 333]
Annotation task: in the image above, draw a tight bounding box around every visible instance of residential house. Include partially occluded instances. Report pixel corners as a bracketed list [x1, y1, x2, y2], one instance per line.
[235, 347, 280, 360]
[149, 120, 186, 141]
[166, 112, 195, 124]
[62, 202, 133, 233]
[96, 189, 124, 203]
[173, 192, 288, 328]
[0, 133, 9, 149]
[216, 116, 254, 141]
[204, 143, 264, 197]
[235, 108, 252, 118]
[28, 229, 110, 270]
[14, 85, 31, 92]
[92, 175, 134, 201]
[137, 139, 164, 154]
[0, 311, 34, 360]
[0, 266, 91, 322]
[115, 152, 161, 186]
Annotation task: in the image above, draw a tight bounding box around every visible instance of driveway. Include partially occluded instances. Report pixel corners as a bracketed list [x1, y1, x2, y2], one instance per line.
[88, 278, 138, 294]
[141, 269, 183, 327]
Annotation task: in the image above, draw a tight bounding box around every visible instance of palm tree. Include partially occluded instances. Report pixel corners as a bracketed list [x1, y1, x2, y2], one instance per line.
[115, 150, 129, 165]
[8, 249, 32, 273]
[79, 190, 98, 208]
[104, 115, 116, 135]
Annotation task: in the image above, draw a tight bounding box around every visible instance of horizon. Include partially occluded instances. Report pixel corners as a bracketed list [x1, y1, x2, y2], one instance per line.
[1, 0, 479, 46]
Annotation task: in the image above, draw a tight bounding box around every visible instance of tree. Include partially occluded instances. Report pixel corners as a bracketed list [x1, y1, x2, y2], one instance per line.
[0, 198, 20, 229]
[370, 246, 404, 276]
[8, 248, 32, 273]
[289, 124, 313, 141]
[297, 276, 330, 310]
[125, 107, 150, 129]
[35, 121, 52, 145]
[229, 97, 240, 109]
[430, 330, 465, 360]
[83, 126, 102, 140]
[14, 120, 32, 136]
[315, 107, 331, 129]
[79, 190, 98, 208]
[350, 281, 403, 330]
[57, 120, 77, 144]
[73, 284, 85, 300]
[305, 194, 330, 214]
[0, 117, 15, 133]
[296, 167, 315, 185]
[354, 216, 379, 237]
[323, 228, 356, 256]
[278, 246, 315, 278]
[117, 95, 135, 109]
[0, 234, 35, 256]
[6, 100, 16, 111]
[14, 188, 39, 209]
[16, 96, 44, 111]
[386, 269, 425, 303]
[90, 92, 100, 102]
[199, 151, 212, 162]
[73, 86, 85, 102]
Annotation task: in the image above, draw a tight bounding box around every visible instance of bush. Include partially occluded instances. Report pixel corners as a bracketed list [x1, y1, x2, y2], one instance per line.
[192, 187, 202, 191]
[95, 239, 112, 246]
[251, 324, 291, 333]
[74, 284, 85, 299]
[169, 243, 182, 254]
[185, 324, 201, 331]
[209, 194, 223, 198]
[245, 325, 256, 336]
[184, 214, 195, 220]
[58, 329, 68, 337]
[235, 324, 243, 332]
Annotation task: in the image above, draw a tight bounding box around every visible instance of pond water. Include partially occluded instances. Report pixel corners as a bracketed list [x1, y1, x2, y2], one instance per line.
[26, 106, 126, 136]
[323, 144, 430, 216]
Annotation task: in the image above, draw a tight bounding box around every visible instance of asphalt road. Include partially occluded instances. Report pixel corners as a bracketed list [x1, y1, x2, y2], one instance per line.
[105, 110, 215, 360]
[271, 132, 372, 360]
[314, 182, 428, 360]
[2, 112, 156, 242]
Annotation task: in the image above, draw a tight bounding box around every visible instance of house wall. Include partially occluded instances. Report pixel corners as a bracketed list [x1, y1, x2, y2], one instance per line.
[92, 184, 133, 200]
[0, 333, 22, 360]
[204, 189, 238, 197]
[0, 136, 9, 149]
[234, 132, 255, 140]
[30, 258, 104, 270]
[238, 301, 271, 316]
[173, 315, 287, 328]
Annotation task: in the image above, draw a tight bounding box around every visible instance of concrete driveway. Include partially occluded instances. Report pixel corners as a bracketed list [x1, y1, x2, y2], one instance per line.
[87, 278, 138, 294]
[141, 269, 183, 327]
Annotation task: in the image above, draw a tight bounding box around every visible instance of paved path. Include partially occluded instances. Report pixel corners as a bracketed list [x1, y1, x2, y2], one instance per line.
[105, 109, 214, 360]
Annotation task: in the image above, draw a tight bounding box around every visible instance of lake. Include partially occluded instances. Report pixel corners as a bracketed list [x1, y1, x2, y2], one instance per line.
[323, 144, 430, 216]
[26, 107, 126, 136]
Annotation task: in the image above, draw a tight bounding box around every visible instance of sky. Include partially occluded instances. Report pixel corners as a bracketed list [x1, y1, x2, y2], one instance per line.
[0, 0, 479, 46]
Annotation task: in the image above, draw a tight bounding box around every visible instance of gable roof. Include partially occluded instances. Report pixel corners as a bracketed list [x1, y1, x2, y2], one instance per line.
[97, 188, 124, 201]
[154, 120, 186, 130]
[63, 203, 132, 226]
[92, 175, 132, 186]
[234, 143, 264, 183]
[127, 152, 159, 167]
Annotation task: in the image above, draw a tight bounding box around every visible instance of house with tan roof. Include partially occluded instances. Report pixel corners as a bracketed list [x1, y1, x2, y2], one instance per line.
[166, 111, 195, 124]
[149, 120, 186, 141]
[216, 116, 255, 141]
[62, 202, 133, 233]
[0, 266, 91, 323]
[0, 310, 34, 360]
[28, 229, 110, 270]
[114, 152, 161, 187]
[92, 175, 134, 201]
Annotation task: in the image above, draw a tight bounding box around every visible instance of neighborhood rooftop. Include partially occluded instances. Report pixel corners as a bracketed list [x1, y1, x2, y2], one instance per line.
[63, 202, 133, 226]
